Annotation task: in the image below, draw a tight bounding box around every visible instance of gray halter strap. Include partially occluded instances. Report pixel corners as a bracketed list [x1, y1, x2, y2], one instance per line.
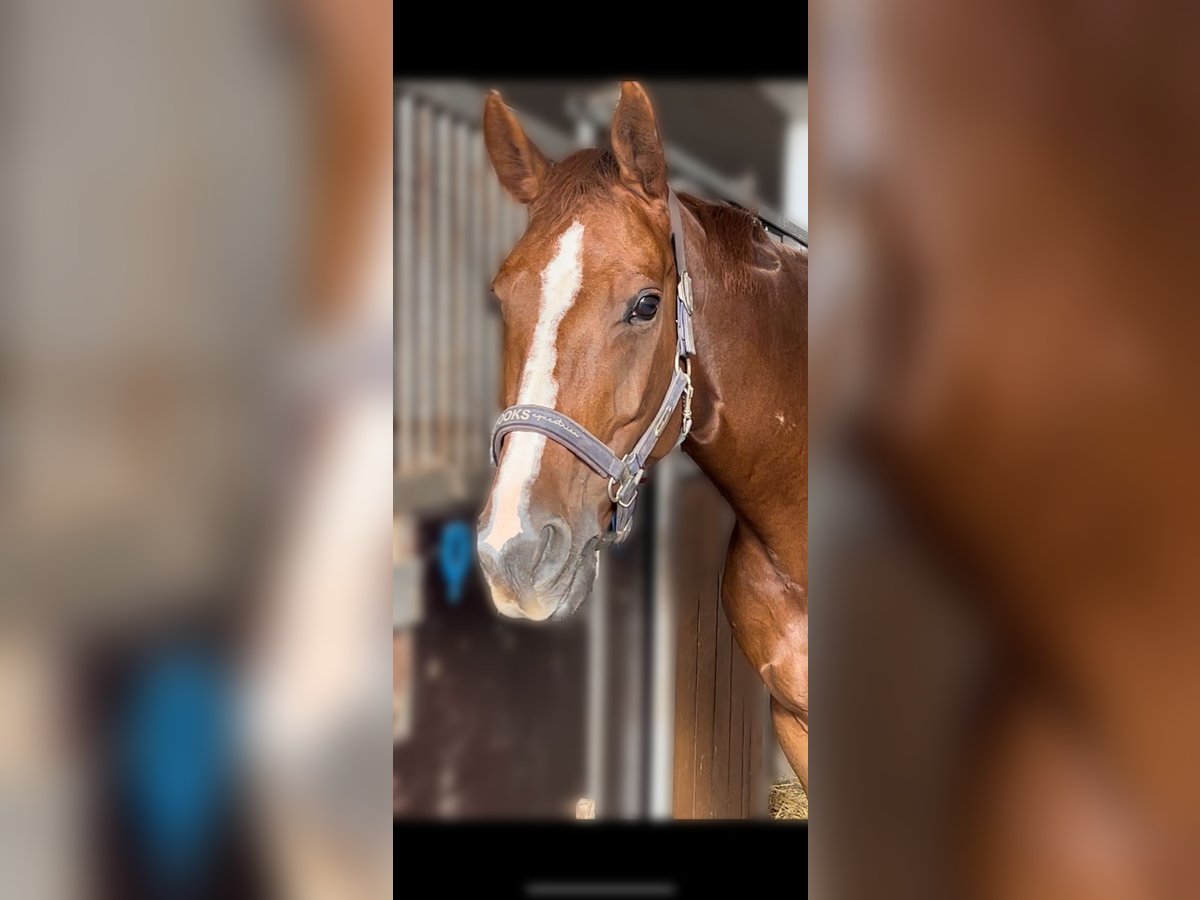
[489, 189, 697, 543]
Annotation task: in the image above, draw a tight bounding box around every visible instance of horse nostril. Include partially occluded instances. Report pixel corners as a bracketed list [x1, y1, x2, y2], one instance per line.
[531, 516, 571, 585]
[531, 524, 553, 573]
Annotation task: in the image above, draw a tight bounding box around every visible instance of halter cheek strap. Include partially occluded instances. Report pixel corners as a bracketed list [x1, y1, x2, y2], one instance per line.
[489, 188, 697, 544]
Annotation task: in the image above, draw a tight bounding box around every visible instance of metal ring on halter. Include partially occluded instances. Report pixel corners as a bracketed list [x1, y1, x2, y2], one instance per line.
[608, 475, 639, 507]
[675, 355, 694, 442]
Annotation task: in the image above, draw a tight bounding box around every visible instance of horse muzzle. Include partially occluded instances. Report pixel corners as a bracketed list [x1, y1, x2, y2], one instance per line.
[476, 514, 597, 621]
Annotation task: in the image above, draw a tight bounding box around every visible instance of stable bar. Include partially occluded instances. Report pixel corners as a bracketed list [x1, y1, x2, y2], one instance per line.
[452, 119, 470, 469]
[648, 455, 681, 818]
[435, 112, 452, 465]
[415, 102, 434, 464]
[396, 94, 414, 469]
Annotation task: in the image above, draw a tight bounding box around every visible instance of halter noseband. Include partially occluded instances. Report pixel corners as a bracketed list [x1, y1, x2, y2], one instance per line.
[489, 189, 697, 544]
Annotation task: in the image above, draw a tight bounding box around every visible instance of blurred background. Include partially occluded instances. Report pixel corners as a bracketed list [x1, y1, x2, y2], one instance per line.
[811, 1, 1200, 897]
[2, 0, 391, 897]
[393, 79, 809, 820]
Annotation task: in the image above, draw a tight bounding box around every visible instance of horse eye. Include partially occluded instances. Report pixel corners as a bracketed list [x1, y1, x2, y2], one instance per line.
[630, 292, 661, 322]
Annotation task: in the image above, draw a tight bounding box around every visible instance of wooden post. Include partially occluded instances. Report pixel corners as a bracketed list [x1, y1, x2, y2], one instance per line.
[670, 463, 768, 819]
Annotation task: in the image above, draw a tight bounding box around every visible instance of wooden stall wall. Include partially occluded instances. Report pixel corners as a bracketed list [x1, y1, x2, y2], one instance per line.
[670, 467, 769, 819]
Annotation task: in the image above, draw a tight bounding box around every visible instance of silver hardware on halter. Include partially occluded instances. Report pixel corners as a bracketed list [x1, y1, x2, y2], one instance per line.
[680, 271, 694, 314]
[608, 470, 642, 508]
[678, 357, 694, 446]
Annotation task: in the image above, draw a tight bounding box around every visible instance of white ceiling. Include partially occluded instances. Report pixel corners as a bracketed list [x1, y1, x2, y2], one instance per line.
[759, 81, 809, 121]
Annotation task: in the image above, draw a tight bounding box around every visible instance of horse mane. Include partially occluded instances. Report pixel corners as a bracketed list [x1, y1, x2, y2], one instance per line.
[532, 149, 773, 293]
[677, 193, 774, 293]
[530, 149, 623, 221]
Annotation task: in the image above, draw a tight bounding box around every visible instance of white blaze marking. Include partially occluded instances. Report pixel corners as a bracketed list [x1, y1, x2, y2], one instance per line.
[481, 221, 585, 553]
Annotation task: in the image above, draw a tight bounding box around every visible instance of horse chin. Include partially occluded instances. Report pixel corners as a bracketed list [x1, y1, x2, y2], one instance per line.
[548, 539, 601, 620]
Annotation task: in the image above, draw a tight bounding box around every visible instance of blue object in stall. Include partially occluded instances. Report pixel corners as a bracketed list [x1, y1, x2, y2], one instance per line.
[117, 648, 232, 888]
[437, 519, 474, 604]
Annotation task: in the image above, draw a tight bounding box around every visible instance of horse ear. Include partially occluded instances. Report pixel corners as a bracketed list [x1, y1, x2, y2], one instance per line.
[611, 82, 667, 199]
[484, 91, 550, 205]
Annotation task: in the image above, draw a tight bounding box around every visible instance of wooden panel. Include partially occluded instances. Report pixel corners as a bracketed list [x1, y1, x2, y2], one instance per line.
[691, 508, 718, 818]
[670, 470, 767, 819]
[737, 646, 751, 817]
[728, 625, 747, 818]
[672, 533, 700, 818]
[746, 651, 767, 818]
[741, 641, 770, 818]
[712, 584, 734, 817]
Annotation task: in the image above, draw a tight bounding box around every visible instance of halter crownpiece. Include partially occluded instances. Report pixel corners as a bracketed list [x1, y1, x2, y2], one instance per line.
[489, 188, 697, 544]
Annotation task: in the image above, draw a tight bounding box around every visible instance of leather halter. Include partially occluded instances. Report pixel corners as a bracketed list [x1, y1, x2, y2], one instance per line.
[489, 189, 697, 543]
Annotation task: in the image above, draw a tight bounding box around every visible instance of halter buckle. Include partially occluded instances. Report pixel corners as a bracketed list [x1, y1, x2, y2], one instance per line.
[608, 471, 641, 508]
[680, 271, 694, 314]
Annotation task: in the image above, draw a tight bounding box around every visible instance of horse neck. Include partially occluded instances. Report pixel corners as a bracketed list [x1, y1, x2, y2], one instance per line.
[678, 202, 808, 554]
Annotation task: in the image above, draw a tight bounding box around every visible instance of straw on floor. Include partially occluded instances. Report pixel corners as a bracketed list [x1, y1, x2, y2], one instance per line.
[769, 779, 808, 820]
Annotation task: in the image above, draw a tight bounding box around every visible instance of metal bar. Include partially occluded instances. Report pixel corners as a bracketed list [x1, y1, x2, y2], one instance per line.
[436, 112, 452, 465]
[394, 95, 403, 470]
[469, 128, 485, 468]
[415, 101, 434, 464]
[586, 553, 609, 816]
[396, 94, 414, 470]
[616, 560, 645, 819]
[648, 454, 681, 818]
[499, 184, 515, 391]
[502, 192, 521, 398]
[452, 119, 469, 469]
[443, 116, 457, 468]
[470, 133, 484, 460]
[486, 173, 506, 425]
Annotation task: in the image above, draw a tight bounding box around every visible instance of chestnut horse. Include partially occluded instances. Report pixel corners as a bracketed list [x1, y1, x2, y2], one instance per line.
[475, 83, 810, 790]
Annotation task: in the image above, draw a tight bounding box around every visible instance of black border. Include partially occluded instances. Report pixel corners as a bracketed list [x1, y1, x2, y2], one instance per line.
[395, 822, 808, 897]
[394, 18, 807, 80]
